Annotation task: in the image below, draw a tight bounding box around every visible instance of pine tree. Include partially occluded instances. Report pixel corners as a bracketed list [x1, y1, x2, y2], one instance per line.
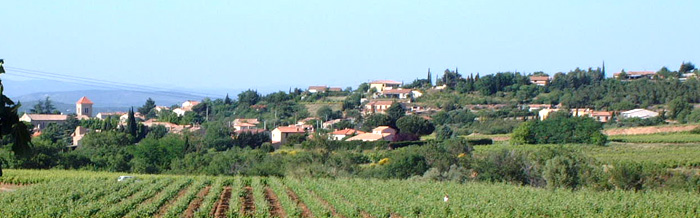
[0, 59, 32, 176]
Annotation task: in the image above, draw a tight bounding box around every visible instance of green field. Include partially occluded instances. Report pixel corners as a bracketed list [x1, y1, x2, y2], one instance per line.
[1, 169, 699, 217]
[609, 132, 700, 143]
[474, 141, 700, 168]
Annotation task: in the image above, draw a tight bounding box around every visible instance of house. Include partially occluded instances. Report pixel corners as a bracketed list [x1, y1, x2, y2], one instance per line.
[233, 118, 260, 131]
[363, 100, 396, 115]
[529, 76, 550, 86]
[154, 106, 170, 113]
[174, 100, 200, 116]
[142, 120, 185, 133]
[19, 114, 69, 130]
[119, 112, 146, 124]
[538, 108, 560, 120]
[346, 126, 396, 142]
[322, 119, 343, 129]
[329, 128, 365, 140]
[570, 108, 593, 117]
[369, 80, 402, 92]
[381, 89, 413, 99]
[526, 104, 552, 112]
[271, 126, 307, 144]
[75, 96, 94, 119]
[620, 109, 659, 119]
[70, 126, 88, 148]
[250, 104, 267, 111]
[614, 71, 656, 80]
[308, 86, 328, 93]
[96, 112, 126, 120]
[297, 117, 321, 125]
[328, 87, 343, 92]
[591, 111, 613, 122]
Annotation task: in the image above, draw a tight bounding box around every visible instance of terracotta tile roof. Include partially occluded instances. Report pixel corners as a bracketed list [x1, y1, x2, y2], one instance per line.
[275, 126, 306, 133]
[235, 129, 267, 134]
[373, 126, 393, 132]
[591, 111, 613, 116]
[236, 123, 257, 127]
[382, 89, 412, 94]
[308, 86, 328, 90]
[328, 87, 342, 92]
[251, 104, 267, 109]
[370, 80, 402, 85]
[24, 114, 69, 121]
[346, 133, 392, 141]
[76, 96, 93, 104]
[367, 100, 394, 106]
[234, 118, 260, 125]
[331, 128, 366, 136]
[529, 76, 550, 81]
[613, 71, 656, 76]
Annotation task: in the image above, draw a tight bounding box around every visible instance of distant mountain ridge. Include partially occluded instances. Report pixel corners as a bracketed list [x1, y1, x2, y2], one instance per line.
[15, 89, 207, 114]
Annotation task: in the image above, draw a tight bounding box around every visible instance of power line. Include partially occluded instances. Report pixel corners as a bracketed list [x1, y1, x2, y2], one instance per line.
[7, 66, 219, 97]
[5, 66, 221, 99]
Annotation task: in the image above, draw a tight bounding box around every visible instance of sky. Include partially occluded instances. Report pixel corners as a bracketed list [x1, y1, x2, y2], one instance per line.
[1, 0, 699, 94]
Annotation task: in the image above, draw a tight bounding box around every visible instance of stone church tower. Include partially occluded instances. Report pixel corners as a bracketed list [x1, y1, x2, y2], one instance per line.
[76, 96, 93, 118]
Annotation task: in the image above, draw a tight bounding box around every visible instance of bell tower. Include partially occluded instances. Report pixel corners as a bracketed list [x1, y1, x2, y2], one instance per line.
[76, 96, 93, 118]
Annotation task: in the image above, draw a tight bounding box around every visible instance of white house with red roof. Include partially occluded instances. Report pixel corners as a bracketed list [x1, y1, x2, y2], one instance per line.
[174, 100, 200, 116]
[346, 126, 396, 142]
[329, 128, 365, 140]
[233, 118, 260, 131]
[271, 126, 307, 144]
[529, 76, 550, 86]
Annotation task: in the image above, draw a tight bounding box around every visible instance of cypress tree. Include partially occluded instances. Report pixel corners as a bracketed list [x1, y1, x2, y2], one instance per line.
[427, 68, 432, 85]
[224, 94, 232, 105]
[127, 107, 137, 138]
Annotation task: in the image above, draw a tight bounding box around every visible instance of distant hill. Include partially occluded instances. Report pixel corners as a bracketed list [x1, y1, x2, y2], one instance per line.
[15, 90, 208, 114]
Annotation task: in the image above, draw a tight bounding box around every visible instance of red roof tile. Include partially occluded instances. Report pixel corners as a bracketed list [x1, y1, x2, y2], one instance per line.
[370, 80, 402, 85]
[76, 96, 93, 104]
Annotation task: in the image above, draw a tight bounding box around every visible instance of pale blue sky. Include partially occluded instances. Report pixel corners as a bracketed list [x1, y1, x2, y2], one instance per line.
[1, 1, 698, 92]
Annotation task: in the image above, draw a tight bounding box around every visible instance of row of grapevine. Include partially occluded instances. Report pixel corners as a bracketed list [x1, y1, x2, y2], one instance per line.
[0, 169, 698, 217]
[126, 178, 192, 217]
[267, 177, 299, 217]
[161, 177, 211, 217]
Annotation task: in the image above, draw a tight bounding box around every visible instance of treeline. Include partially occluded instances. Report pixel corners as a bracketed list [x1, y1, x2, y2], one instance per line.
[423, 64, 700, 111]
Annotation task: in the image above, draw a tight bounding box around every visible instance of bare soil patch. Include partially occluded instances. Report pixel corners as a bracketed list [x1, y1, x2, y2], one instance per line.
[604, 124, 700, 136]
[286, 188, 313, 218]
[211, 186, 232, 218]
[264, 187, 287, 217]
[241, 186, 256, 217]
[184, 186, 211, 218]
[154, 185, 191, 218]
[0, 183, 26, 192]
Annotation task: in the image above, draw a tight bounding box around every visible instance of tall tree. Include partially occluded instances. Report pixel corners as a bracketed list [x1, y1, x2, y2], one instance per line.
[0, 59, 33, 176]
[138, 98, 156, 119]
[127, 107, 137, 138]
[43, 97, 57, 114]
[680, 62, 696, 74]
[29, 99, 45, 114]
[427, 68, 432, 85]
[386, 102, 406, 128]
[224, 94, 233, 105]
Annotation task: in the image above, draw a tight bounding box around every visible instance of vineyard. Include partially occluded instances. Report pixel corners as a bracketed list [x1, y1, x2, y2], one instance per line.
[1, 169, 699, 217]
